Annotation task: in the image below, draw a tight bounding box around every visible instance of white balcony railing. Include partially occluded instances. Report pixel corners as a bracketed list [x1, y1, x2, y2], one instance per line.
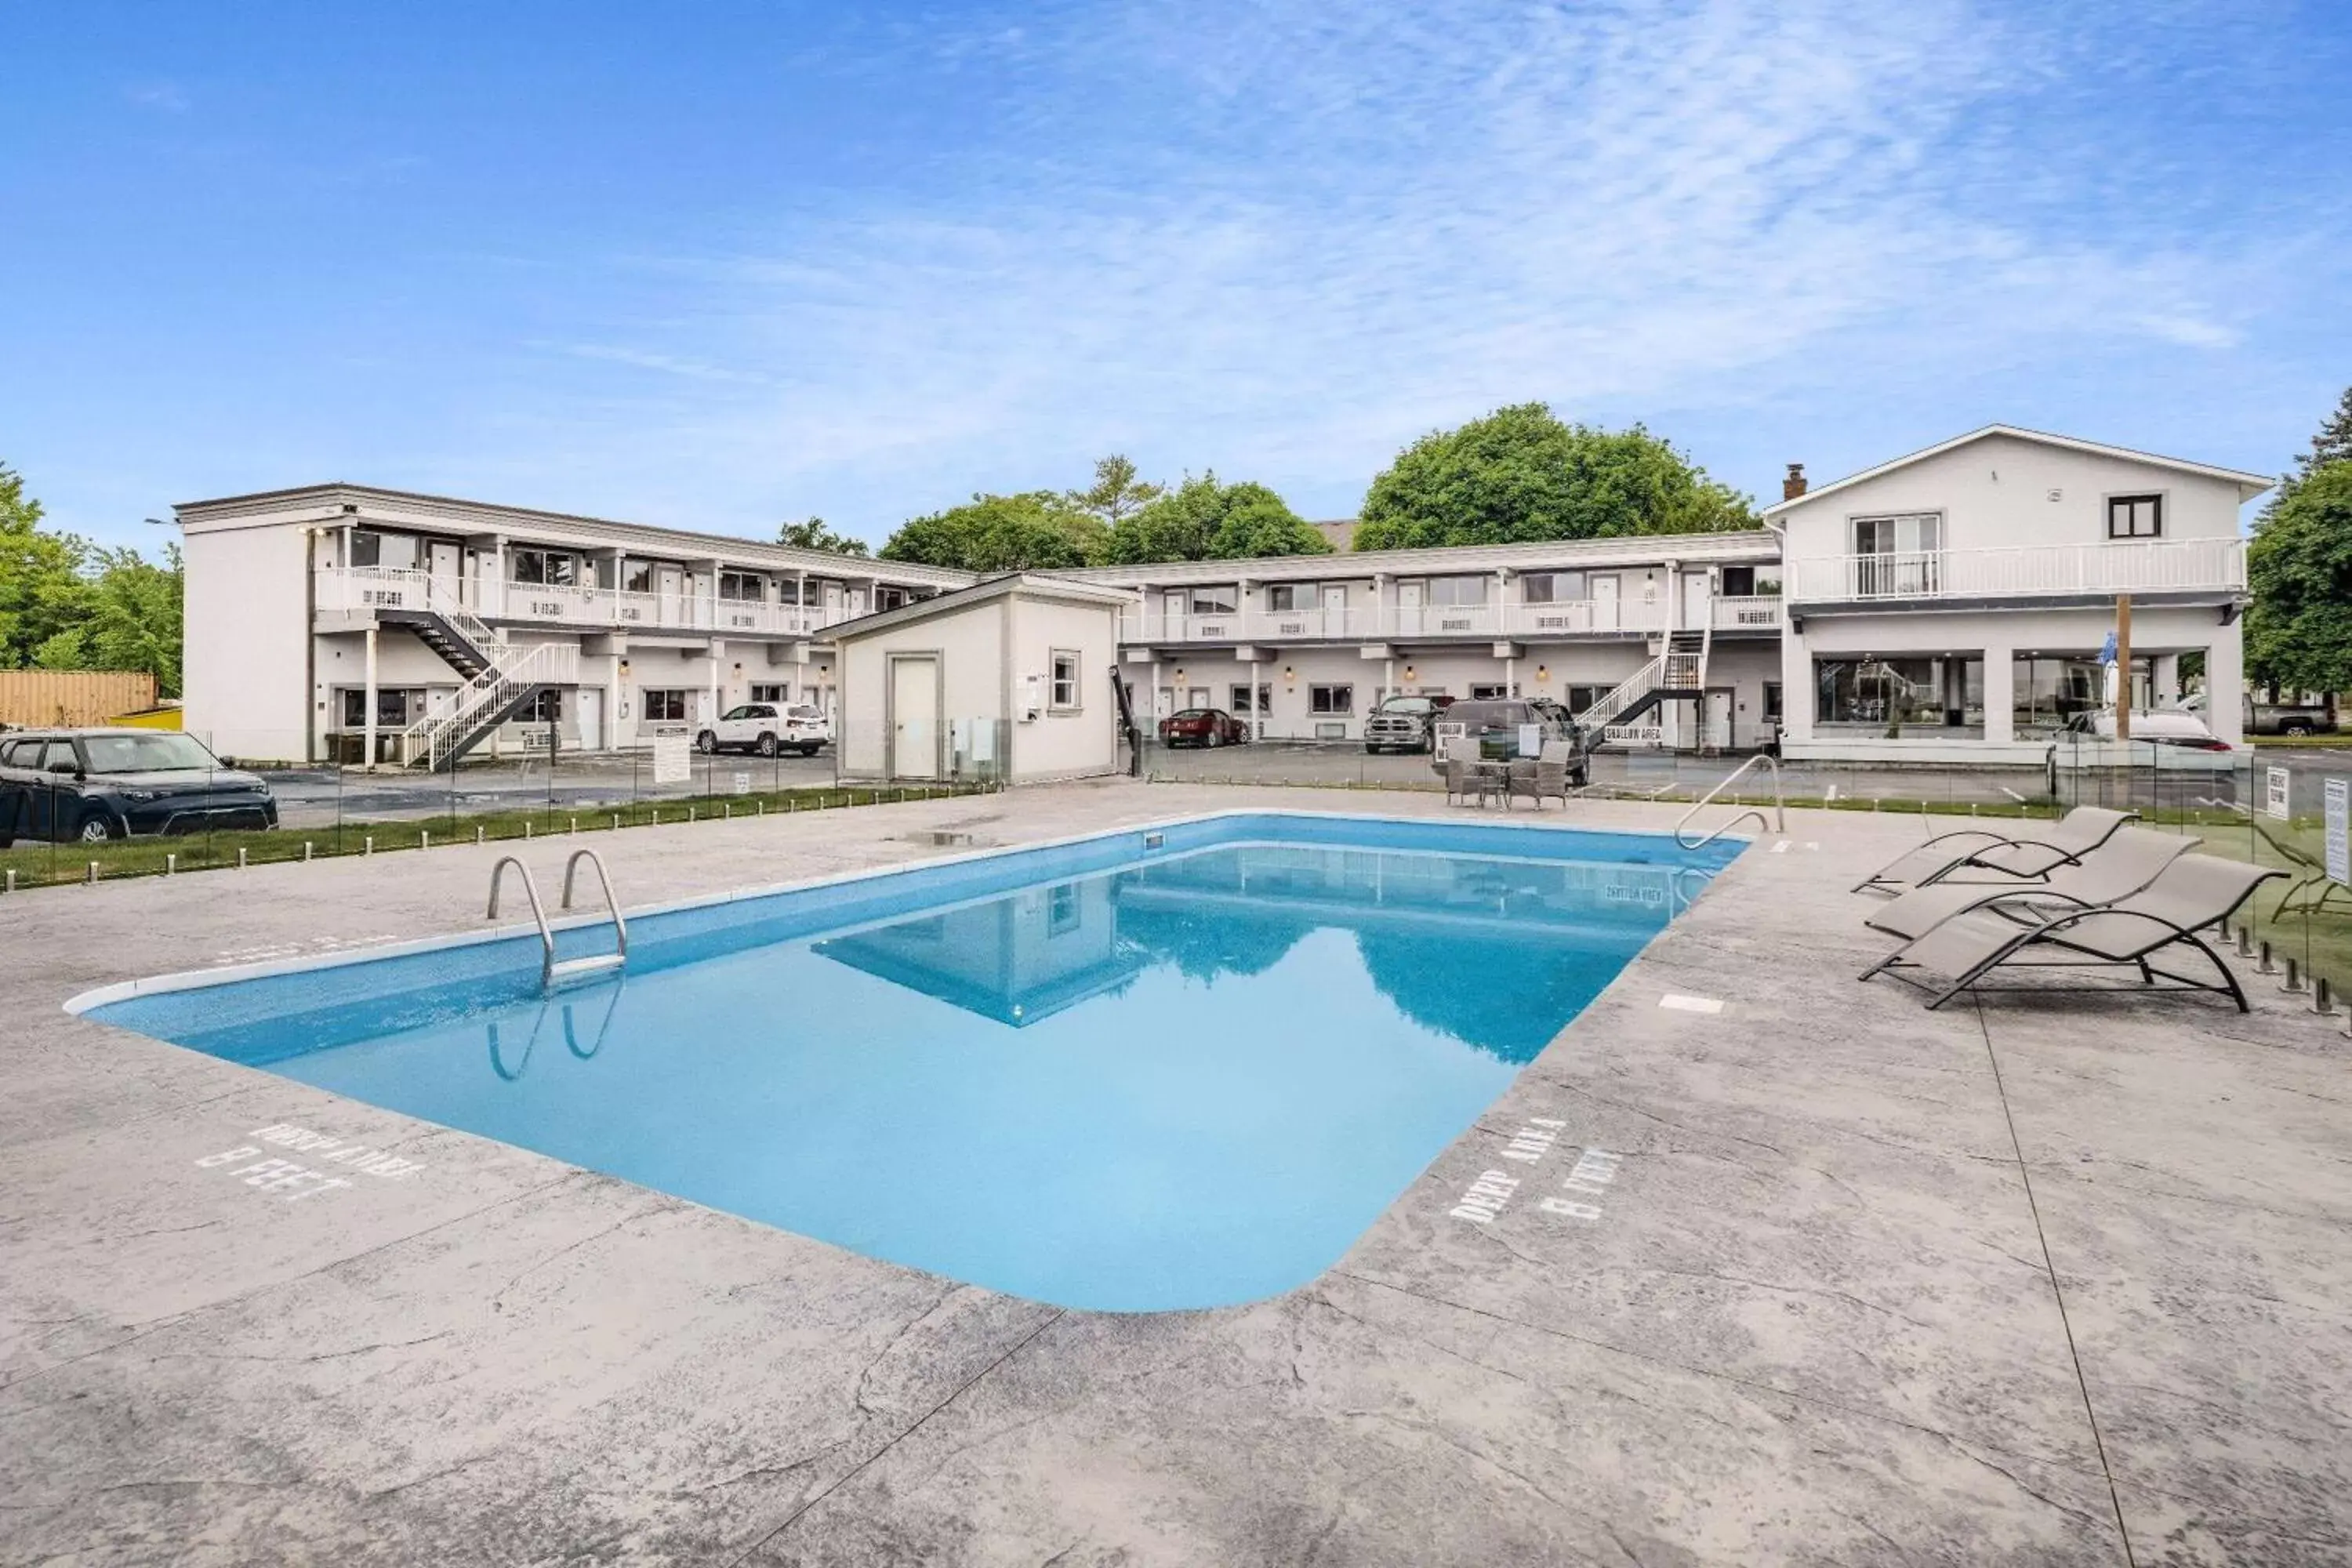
[1790, 539, 2245, 604]
[1711, 595, 1784, 631]
[318, 567, 856, 637]
[1117, 597, 1685, 645]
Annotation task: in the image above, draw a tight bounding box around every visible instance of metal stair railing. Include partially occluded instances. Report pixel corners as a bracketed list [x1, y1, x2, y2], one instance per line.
[399, 639, 579, 768]
[1674, 754, 1786, 848]
[488, 850, 627, 990]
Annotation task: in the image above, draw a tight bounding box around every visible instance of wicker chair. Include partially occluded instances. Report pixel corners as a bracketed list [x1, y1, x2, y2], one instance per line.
[1443, 738, 1488, 806]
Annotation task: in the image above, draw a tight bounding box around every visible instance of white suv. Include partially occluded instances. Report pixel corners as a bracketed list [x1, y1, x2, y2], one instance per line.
[697, 702, 830, 757]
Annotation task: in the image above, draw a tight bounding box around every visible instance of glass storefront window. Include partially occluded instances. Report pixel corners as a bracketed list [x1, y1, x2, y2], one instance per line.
[2012, 654, 2153, 737]
[1814, 655, 1984, 736]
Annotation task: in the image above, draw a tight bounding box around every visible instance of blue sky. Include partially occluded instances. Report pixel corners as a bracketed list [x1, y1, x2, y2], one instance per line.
[5, 0, 2349, 554]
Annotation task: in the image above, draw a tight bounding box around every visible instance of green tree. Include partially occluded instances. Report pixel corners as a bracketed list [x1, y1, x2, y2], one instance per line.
[2288, 385, 2352, 486]
[2246, 462, 2352, 697]
[1065, 455, 1164, 531]
[775, 516, 870, 557]
[880, 492, 1109, 572]
[0, 462, 97, 670]
[1352, 404, 1758, 550]
[1108, 473, 1330, 564]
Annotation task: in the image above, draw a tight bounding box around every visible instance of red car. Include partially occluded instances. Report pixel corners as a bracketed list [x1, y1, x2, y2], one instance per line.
[1158, 707, 1250, 748]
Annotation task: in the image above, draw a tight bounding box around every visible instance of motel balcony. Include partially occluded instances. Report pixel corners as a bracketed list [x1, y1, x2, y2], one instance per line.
[1788, 538, 2245, 611]
[315, 566, 862, 638]
[1116, 595, 1781, 647]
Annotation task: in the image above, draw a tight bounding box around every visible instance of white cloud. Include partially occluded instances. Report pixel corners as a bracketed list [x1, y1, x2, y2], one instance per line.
[480, 0, 2273, 537]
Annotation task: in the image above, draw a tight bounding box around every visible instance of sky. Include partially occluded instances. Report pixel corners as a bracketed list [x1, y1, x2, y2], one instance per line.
[5, 0, 2350, 555]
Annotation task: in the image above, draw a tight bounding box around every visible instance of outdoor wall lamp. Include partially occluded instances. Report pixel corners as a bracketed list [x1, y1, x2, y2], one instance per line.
[1403, 665, 1417, 682]
[1537, 664, 1549, 681]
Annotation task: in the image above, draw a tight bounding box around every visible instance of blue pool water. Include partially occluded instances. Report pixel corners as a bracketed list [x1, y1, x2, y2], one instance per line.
[87, 814, 1738, 1311]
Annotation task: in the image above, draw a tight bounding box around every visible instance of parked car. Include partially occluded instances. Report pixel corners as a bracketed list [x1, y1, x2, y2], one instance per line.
[1363, 695, 1452, 753]
[1159, 708, 1249, 748]
[2060, 709, 2234, 752]
[0, 729, 279, 845]
[696, 702, 830, 757]
[2246, 699, 2336, 738]
[1428, 699, 1588, 786]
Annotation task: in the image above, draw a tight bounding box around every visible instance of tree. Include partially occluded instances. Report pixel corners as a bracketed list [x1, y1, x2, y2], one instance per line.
[880, 492, 1110, 572]
[2246, 462, 2352, 698]
[1065, 455, 1164, 531]
[775, 516, 869, 557]
[38, 546, 185, 696]
[1352, 404, 1758, 550]
[2288, 385, 2352, 487]
[1107, 473, 1330, 564]
[0, 462, 97, 670]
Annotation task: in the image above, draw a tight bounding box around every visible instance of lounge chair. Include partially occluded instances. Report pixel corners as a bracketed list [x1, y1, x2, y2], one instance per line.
[1860, 852, 2285, 1011]
[1852, 806, 2137, 896]
[1863, 826, 2195, 942]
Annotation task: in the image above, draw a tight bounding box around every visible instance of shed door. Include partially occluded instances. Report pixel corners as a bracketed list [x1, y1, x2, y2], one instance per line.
[890, 656, 941, 780]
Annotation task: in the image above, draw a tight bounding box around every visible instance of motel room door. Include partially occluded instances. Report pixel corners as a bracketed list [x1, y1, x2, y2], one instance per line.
[1589, 574, 1620, 631]
[576, 689, 603, 751]
[890, 655, 942, 780]
[1680, 570, 1713, 631]
[1395, 580, 1425, 637]
[1319, 583, 1346, 637]
[657, 565, 687, 627]
[426, 540, 462, 610]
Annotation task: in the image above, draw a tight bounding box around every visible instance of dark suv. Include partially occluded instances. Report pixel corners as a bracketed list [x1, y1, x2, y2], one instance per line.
[0, 730, 280, 844]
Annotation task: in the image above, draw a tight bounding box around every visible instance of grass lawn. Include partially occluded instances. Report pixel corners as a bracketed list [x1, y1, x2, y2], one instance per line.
[0, 781, 990, 892]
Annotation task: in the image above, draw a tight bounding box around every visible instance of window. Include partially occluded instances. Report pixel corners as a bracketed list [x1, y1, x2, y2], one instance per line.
[1190, 586, 1237, 616]
[1428, 575, 1489, 607]
[1309, 684, 1353, 715]
[339, 688, 418, 728]
[1470, 684, 1509, 701]
[1850, 514, 1943, 595]
[1814, 655, 1984, 735]
[624, 562, 655, 593]
[775, 579, 803, 605]
[1050, 650, 1080, 711]
[1567, 684, 1610, 715]
[1762, 682, 1784, 722]
[348, 531, 380, 568]
[642, 689, 688, 723]
[875, 585, 913, 611]
[2013, 653, 2154, 736]
[750, 684, 788, 703]
[1047, 882, 1081, 936]
[1722, 566, 1757, 597]
[2107, 494, 2163, 539]
[718, 572, 765, 602]
[518, 689, 564, 723]
[1520, 572, 1586, 604]
[511, 548, 578, 587]
[1266, 583, 1303, 612]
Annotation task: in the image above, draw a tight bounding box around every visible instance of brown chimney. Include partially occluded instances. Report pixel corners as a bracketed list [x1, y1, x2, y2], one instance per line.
[1782, 463, 1808, 501]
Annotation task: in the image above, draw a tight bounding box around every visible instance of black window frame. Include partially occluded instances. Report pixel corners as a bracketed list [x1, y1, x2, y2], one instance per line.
[2107, 493, 2164, 539]
[1308, 683, 1354, 715]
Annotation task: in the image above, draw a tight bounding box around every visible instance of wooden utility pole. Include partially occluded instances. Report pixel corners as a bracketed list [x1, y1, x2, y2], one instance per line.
[2115, 593, 2133, 742]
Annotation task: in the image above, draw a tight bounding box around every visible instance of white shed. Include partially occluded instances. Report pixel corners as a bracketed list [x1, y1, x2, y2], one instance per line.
[830, 573, 1136, 784]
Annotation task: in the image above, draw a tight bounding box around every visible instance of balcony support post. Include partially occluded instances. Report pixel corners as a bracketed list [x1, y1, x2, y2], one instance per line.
[363, 625, 379, 772]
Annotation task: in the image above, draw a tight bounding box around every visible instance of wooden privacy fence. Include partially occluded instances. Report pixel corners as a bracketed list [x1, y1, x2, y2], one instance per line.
[0, 670, 160, 728]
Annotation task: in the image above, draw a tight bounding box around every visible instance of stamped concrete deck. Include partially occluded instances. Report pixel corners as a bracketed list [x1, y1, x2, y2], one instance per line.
[2, 782, 2345, 1566]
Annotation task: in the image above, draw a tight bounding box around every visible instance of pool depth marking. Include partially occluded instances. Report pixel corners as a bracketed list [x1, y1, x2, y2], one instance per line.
[193, 1122, 427, 1203]
[1538, 1148, 1623, 1222]
[1451, 1117, 1569, 1221]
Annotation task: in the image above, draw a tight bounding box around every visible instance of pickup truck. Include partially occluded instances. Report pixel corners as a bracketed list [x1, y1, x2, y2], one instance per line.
[1363, 694, 1451, 753]
[0, 729, 279, 844]
[2248, 701, 2336, 738]
[696, 702, 832, 757]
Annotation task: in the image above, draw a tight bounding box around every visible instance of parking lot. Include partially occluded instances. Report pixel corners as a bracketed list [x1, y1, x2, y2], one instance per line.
[257, 751, 840, 829]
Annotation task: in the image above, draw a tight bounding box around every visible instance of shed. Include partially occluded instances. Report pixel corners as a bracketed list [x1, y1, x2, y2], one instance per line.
[829, 573, 1136, 784]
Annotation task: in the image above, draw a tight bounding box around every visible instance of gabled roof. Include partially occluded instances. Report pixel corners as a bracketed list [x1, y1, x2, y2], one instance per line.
[823, 572, 1137, 641]
[1761, 426, 2275, 519]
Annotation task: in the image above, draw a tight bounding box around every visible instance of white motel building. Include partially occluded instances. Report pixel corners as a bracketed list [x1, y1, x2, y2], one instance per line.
[176, 426, 2270, 770]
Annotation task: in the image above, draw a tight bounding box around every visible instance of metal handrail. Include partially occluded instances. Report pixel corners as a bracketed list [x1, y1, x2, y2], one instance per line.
[487, 855, 558, 988]
[1675, 754, 1786, 849]
[559, 848, 630, 964]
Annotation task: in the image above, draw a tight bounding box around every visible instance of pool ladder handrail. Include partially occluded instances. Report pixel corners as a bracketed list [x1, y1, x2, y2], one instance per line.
[488, 851, 627, 990]
[1675, 754, 1787, 849]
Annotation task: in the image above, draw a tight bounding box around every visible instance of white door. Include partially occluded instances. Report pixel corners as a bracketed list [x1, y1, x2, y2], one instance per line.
[577, 689, 603, 750]
[1163, 590, 1185, 639]
[1320, 583, 1346, 637]
[1703, 688, 1733, 752]
[822, 582, 845, 626]
[1589, 575, 1620, 631]
[891, 657, 941, 780]
[1681, 570, 1713, 630]
[657, 566, 685, 626]
[426, 540, 460, 609]
[1396, 581, 1423, 637]
[1187, 687, 1210, 708]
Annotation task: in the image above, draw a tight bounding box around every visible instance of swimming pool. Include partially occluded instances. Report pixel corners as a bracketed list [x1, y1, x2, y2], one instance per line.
[79, 812, 1740, 1312]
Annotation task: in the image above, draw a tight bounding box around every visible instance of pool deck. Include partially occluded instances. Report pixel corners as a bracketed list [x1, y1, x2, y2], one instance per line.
[3, 782, 2347, 1566]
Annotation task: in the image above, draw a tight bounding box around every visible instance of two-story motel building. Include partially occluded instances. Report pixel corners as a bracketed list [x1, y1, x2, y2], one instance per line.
[176, 426, 2270, 768]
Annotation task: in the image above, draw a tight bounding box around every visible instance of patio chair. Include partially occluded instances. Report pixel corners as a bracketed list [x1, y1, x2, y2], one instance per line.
[1852, 806, 2137, 897]
[1531, 741, 1574, 808]
[1863, 825, 2194, 943]
[1860, 852, 2285, 1011]
[1443, 739, 1489, 807]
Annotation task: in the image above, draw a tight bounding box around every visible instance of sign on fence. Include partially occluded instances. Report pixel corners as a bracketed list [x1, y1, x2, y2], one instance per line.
[2326, 778, 2349, 888]
[651, 732, 691, 786]
[731, 771, 751, 796]
[2266, 765, 2291, 822]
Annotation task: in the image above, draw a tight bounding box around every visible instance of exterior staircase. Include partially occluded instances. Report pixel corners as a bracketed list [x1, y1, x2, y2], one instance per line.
[379, 591, 580, 770]
[1575, 626, 1710, 747]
